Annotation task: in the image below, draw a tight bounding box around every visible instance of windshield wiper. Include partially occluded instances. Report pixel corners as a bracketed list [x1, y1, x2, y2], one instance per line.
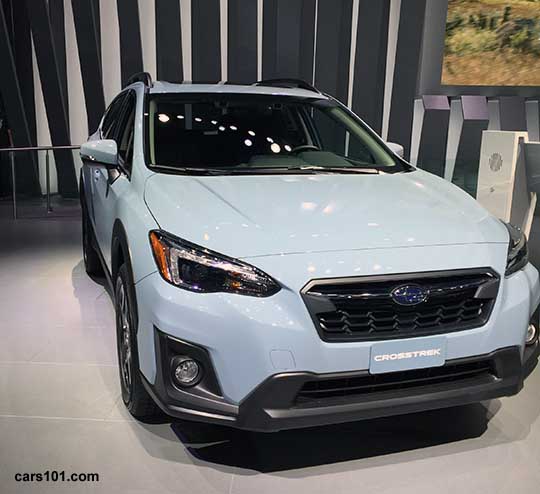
[226, 166, 380, 175]
[148, 164, 381, 176]
[148, 164, 227, 175]
[291, 166, 380, 174]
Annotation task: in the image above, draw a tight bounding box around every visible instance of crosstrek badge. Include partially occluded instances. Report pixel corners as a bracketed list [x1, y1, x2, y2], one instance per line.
[369, 337, 447, 374]
[373, 349, 442, 362]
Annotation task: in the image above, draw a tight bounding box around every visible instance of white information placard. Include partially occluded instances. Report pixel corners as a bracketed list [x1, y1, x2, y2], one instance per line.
[477, 130, 529, 222]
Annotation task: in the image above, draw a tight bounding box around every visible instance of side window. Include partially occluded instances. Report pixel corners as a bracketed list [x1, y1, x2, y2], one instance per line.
[101, 94, 126, 139]
[115, 92, 136, 173]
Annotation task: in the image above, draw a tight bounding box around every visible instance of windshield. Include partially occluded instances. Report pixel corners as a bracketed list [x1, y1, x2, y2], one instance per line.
[145, 94, 406, 174]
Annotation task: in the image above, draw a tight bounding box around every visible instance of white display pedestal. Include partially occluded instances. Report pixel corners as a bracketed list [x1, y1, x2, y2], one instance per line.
[477, 130, 537, 236]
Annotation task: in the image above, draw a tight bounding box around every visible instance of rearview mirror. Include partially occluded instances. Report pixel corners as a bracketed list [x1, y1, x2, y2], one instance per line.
[80, 139, 118, 168]
[387, 142, 404, 158]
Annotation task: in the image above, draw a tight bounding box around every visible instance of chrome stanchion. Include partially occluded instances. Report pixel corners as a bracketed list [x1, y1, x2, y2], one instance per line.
[10, 150, 17, 220]
[45, 149, 52, 213]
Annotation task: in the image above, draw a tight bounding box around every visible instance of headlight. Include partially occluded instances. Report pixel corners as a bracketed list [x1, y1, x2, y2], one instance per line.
[149, 230, 280, 297]
[504, 223, 528, 276]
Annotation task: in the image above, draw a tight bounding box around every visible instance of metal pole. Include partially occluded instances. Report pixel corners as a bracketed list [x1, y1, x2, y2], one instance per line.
[10, 150, 17, 220]
[45, 149, 52, 213]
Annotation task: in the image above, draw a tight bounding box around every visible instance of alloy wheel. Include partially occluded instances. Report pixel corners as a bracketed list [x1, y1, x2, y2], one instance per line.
[116, 281, 132, 398]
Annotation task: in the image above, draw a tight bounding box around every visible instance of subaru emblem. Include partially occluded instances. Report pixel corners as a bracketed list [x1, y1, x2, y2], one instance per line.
[391, 284, 429, 306]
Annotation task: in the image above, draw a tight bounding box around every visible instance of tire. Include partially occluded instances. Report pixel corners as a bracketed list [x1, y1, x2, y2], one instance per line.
[81, 195, 103, 277]
[115, 264, 160, 419]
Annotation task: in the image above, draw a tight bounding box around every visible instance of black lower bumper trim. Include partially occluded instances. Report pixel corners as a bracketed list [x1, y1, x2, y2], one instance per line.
[146, 344, 536, 432]
[524, 340, 539, 378]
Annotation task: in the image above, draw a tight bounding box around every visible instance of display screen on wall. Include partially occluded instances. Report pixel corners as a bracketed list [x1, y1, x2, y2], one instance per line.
[442, 0, 540, 86]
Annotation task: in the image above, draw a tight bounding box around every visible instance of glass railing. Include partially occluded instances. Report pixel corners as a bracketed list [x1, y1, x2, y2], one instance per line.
[0, 145, 81, 219]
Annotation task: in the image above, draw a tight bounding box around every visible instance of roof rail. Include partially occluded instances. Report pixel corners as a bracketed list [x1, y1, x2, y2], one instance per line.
[252, 78, 320, 94]
[125, 72, 153, 88]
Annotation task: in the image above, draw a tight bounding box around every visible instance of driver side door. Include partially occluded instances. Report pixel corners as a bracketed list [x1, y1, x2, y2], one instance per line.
[92, 91, 136, 270]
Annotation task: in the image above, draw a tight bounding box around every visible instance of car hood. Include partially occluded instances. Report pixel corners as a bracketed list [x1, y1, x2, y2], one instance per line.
[144, 169, 508, 259]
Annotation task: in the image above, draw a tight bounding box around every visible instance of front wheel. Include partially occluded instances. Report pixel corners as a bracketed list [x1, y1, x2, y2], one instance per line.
[115, 264, 160, 419]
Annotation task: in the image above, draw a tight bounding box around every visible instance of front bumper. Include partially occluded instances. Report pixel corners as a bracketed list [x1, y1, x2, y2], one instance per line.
[134, 245, 540, 431]
[143, 342, 538, 432]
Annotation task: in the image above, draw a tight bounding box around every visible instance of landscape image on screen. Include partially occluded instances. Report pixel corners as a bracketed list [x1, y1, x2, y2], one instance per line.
[442, 0, 540, 86]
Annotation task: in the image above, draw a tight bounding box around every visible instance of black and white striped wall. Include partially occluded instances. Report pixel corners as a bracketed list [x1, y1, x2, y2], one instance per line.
[2, 0, 537, 199]
[0, 0, 429, 196]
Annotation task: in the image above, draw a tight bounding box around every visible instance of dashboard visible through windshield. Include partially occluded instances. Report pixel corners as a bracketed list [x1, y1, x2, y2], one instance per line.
[144, 94, 406, 175]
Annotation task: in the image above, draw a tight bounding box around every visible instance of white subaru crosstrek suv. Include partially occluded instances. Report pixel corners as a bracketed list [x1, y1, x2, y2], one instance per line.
[80, 74, 540, 431]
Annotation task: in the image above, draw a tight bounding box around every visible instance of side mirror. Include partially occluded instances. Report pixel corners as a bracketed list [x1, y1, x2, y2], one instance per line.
[80, 139, 118, 168]
[387, 142, 404, 158]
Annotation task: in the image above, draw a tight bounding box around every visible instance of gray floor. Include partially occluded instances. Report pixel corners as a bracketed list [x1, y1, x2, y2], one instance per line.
[1, 205, 540, 493]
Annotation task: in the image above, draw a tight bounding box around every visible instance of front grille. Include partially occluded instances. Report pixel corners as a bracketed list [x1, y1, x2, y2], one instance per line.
[301, 269, 499, 342]
[295, 358, 497, 407]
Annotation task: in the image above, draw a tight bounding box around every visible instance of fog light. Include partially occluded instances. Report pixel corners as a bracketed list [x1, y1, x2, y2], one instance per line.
[172, 356, 202, 386]
[526, 324, 538, 346]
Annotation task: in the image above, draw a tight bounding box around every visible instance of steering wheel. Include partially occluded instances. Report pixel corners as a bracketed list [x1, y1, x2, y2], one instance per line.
[290, 144, 321, 154]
